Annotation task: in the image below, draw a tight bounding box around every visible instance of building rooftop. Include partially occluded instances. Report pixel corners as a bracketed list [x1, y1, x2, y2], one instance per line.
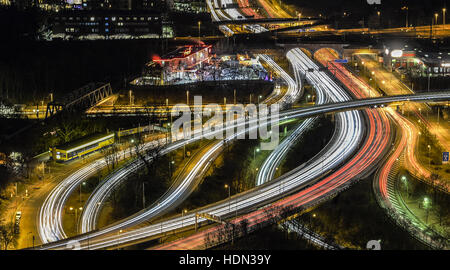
[157, 45, 212, 61]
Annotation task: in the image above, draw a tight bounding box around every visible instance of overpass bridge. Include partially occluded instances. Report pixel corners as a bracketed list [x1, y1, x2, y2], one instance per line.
[45, 82, 113, 119]
[213, 17, 318, 25]
[279, 42, 380, 60]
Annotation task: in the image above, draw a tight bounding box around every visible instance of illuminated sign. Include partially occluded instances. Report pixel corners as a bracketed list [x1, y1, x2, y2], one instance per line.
[391, 50, 403, 58]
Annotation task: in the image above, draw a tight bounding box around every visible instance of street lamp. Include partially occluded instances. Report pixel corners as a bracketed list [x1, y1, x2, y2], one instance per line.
[423, 197, 431, 223]
[254, 147, 260, 160]
[79, 181, 86, 204]
[117, 229, 123, 249]
[70, 206, 83, 233]
[443, 8, 447, 26]
[427, 144, 431, 166]
[182, 209, 188, 227]
[377, 11, 381, 27]
[435, 13, 439, 25]
[224, 184, 231, 212]
[198, 21, 201, 40]
[401, 6, 409, 27]
[169, 159, 174, 176]
[401, 176, 409, 197]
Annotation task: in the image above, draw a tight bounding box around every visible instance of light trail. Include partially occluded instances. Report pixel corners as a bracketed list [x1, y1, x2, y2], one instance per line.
[206, 0, 234, 35]
[78, 55, 295, 236]
[256, 51, 327, 186]
[255, 47, 392, 249]
[41, 54, 292, 245]
[33, 89, 450, 249]
[154, 48, 395, 250]
[38, 138, 168, 243]
[211, 0, 268, 33]
[37, 48, 366, 250]
[257, 0, 292, 18]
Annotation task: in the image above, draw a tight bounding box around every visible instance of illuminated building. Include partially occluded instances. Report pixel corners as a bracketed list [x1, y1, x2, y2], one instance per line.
[152, 44, 212, 83]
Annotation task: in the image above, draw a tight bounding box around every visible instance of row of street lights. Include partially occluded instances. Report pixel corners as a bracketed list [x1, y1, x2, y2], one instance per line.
[401, 175, 433, 224]
[434, 8, 447, 26]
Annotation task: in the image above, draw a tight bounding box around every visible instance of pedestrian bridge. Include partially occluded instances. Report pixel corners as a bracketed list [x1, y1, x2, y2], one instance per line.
[45, 83, 113, 119]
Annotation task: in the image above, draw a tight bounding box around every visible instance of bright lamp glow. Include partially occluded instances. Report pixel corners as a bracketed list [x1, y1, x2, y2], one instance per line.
[391, 50, 403, 58]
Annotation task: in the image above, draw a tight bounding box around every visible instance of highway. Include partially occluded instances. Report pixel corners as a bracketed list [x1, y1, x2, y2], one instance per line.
[318, 48, 447, 248]
[375, 107, 449, 249]
[80, 140, 222, 234]
[75, 54, 297, 238]
[37, 47, 366, 249]
[33, 47, 450, 249]
[256, 51, 328, 186]
[152, 48, 392, 250]
[207, 0, 234, 35]
[254, 49, 326, 248]
[257, 0, 292, 18]
[207, 0, 267, 34]
[31, 89, 450, 250]
[38, 90, 450, 245]
[38, 137, 170, 244]
[253, 47, 393, 249]
[39, 53, 292, 245]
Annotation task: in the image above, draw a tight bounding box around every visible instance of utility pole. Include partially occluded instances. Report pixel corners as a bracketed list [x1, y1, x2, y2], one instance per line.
[195, 212, 198, 231]
[438, 107, 440, 125]
[142, 182, 145, 208]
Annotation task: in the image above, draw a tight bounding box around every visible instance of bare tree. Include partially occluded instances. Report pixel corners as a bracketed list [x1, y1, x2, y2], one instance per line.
[103, 143, 120, 172]
[0, 223, 17, 250]
[56, 119, 77, 143]
[132, 133, 164, 177]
